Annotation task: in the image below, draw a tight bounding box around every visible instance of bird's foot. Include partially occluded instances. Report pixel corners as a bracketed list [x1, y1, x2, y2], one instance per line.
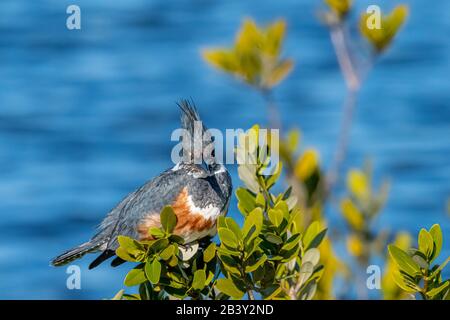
[178, 242, 199, 261]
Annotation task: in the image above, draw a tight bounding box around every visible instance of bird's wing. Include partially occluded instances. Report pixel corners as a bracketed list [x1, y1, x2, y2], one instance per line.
[92, 165, 207, 250]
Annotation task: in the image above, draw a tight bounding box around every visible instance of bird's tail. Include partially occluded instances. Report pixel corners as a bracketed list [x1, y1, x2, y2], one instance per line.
[50, 240, 104, 267]
[177, 99, 216, 165]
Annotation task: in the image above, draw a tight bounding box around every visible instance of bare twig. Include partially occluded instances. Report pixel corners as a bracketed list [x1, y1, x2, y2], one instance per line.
[327, 87, 358, 190]
[326, 22, 363, 194]
[262, 89, 282, 130]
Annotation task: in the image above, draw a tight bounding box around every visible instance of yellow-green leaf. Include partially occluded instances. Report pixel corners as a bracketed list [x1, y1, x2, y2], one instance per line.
[294, 149, 319, 181]
[215, 278, 245, 299]
[263, 20, 286, 56]
[427, 281, 449, 299]
[418, 229, 434, 260]
[347, 169, 369, 200]
[243, 207, 263, 241]
[218, 228, 239, 248]
[429, 224, 443, 261]
[124, 267, 147, 287]
[145, 259, 162, 284]
[203, 242, 217, 263]
[245, 255, 267, 273]
[325, 0, 352, 18]
[192, 270, 206, 291]
[388, 245, 421, 276]
[202, 49, 238, 73]
[160, 206, 177, 234]
[360, 5, 408, 52]
[160, 245, 175, 261]
[340, 198, 364, 230]
[235, 19, 263, 54]
[391, 269, 418, 293]
[268, 208, 284, 227]
[263, 59, 293, 89]
[112, 289, 124, 300]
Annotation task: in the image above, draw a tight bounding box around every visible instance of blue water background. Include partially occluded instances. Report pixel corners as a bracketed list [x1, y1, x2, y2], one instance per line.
[0, 0, 449, 299]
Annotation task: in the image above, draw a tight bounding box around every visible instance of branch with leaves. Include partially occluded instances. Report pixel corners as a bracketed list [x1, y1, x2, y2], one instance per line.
[203, 19, 293, 129]
[322, 1, 409, 191]
[388, 224, 449, 300]
[112, 126, 327, 300]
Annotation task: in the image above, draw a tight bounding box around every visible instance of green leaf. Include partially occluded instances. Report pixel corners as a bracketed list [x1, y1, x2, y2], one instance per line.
[112, 289, 124, 300]
[388, 245, 421, 276]
[236, 188, 256, 214]
[117, 235, 144, 255]
[145, 259, 162, 284]
[160, 206, 177, 233]
[203, 242, 217, 263]
[412, 255, 428, 269]
[217, 216, 227, 229]
[340, 198, 364, 231]
[242, 207, 263, 241]
[225, 217, 242, 240]
[265, 162, 283, 189]
[279, 244, 300, 262]
[218, 228, 239, 248]
[391, 269, 418, 293]
[255, 193, 266, 208]
[115, 247, 137, 262]
[429, 224, 443, 261]
[160, 245, 175, 261]
[302, 222, 319, 249]
[202, 49, 239, 73]
[265, 233, 283, 245]
[245, 254, 267, 273]
[263, 59, 293, 89]
[218, 252, 241, 275]
[168, 255, 178, 267]
[325, 0, 352, 18]
[427, 281, 449, 299]
[299, 281, 317, 300]
[360, 5, 409, 52]
[123, 294, 141, 300]
[268, 209, 284, 227]
[418, 229, 434, 260]
[429, 257, 450, 279]
[281, 233, 302, 251]
[274, 200, 289, 215]
[238, 165, 260, 194]
[192, 270, 207, 290]
[297, 262, 314, 288]
[302, 248, 320, 267]
[148, 227, 165, 238]
[215, 278, 245, 299]
[124, 266, 147, 287]
[138, 282, 153, 300]
[149, 238, 169, 253]
[264, 20, 286, 56]
[303, 224, 327, 251]
[169, 234, 185, 244]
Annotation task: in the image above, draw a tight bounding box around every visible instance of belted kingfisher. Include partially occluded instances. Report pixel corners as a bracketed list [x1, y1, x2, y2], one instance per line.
[51, 100, 232, 269]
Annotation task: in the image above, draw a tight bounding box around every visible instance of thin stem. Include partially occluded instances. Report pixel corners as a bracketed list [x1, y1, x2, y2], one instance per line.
[422, 269, 429, 300]
[258, 175, 273, 210]
[329, 23, 361, 91]
[247, 288, 255, 300]
[261, 89, 282, 130]
[327, 88, 358, 192]
[326, 22, 363, 193]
